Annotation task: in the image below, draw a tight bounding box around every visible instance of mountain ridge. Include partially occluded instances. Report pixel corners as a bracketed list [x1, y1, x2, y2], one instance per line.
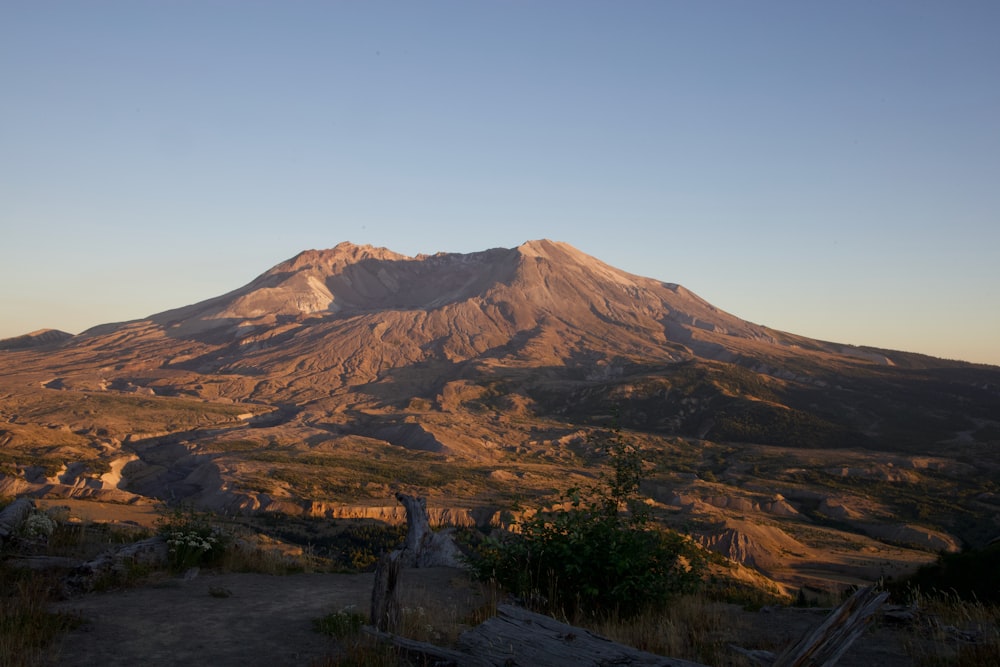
[4, 240, 984, 368]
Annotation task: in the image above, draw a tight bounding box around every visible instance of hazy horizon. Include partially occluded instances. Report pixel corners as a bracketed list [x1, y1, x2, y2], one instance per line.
[2, 2, 998, 365]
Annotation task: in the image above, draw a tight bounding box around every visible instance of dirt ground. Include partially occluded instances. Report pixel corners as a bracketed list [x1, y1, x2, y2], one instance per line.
[44, 567, 924, 667]
[48, 568, 484, 667]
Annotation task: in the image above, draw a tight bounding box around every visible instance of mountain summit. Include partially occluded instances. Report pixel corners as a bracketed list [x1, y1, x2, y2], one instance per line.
[88, 239, 800, 369]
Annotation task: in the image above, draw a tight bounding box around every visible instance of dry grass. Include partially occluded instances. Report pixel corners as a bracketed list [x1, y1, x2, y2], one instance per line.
[584, 595, 754, 666]
[0, 565, 81, 667]
[901, 590, 1000, 666]
[218, 531, 331, 575]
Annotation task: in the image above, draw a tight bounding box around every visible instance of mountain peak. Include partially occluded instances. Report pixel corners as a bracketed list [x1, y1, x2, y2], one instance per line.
[0, 328, 74, 350]
[279, 242, 411, 274]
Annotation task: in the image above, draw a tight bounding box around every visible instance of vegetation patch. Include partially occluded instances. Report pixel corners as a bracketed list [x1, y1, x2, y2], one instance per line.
[471, 427, 703, 618]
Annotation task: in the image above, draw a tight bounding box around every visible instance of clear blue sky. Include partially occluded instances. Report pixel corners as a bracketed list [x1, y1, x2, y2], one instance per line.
[2, 1, 998, 365]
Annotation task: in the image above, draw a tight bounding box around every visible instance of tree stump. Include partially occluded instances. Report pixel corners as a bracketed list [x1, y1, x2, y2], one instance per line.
[370, 550, 403, 633]
[394, 492, 465, 568]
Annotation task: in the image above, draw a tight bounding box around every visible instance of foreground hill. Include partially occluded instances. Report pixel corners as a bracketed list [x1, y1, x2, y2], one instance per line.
[2, 239, 999, 593]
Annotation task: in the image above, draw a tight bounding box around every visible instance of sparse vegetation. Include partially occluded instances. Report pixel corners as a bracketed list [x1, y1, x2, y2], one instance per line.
[471, 426, 703, 618]
[899, 589, 1000, 666]
[0, 566, 82, 667]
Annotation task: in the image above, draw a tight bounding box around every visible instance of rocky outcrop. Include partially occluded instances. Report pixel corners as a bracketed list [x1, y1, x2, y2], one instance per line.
[700, 528, 761, 567]
[697, 519, 814, 572]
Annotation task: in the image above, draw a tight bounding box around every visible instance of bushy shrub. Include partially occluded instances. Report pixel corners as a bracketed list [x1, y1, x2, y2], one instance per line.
[20, 511, 56, 540]
[472, 427, 702, 618]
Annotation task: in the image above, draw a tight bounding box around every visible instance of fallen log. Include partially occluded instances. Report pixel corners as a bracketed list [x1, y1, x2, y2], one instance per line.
[364, 587, 893, 667]
[369, 603, 709, 667]
[63, 535, 168, 594]
[457, 604, 709, 667]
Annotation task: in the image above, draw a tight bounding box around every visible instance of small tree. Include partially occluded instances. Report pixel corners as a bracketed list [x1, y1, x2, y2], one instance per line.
[472, 426, 701, 618]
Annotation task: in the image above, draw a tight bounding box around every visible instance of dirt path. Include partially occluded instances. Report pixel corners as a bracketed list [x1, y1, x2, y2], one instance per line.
[48, 568, 482, 667]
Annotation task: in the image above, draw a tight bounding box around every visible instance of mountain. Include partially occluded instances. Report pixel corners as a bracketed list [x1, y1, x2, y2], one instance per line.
[0, 328, 74, 350]
[2, 239, 999, 593]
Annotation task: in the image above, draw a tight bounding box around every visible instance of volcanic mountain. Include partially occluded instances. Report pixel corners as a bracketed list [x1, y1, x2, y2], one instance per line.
[2, 240, 999, 591]
[50, 238, 789, 389]
[6, 239, 994, 438]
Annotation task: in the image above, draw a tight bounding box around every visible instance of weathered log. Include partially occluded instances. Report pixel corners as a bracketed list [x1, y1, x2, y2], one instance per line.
[731, 586, 889, 667]
[455, 604, 709, 667]
[370, 549, 403, 633]
[63, 535, 169, 594]
[771, 585, 889, 667]
[366, 604, 708, 667]
[0, 497, 35, 547]
[394, 492, 465, 568]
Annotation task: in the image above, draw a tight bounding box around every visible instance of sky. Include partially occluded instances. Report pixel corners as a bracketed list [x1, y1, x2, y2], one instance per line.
[2, 1, 998, 365]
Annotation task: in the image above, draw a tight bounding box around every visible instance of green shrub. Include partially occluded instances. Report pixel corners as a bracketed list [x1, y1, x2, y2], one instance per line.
[471, 427, 702, 618]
